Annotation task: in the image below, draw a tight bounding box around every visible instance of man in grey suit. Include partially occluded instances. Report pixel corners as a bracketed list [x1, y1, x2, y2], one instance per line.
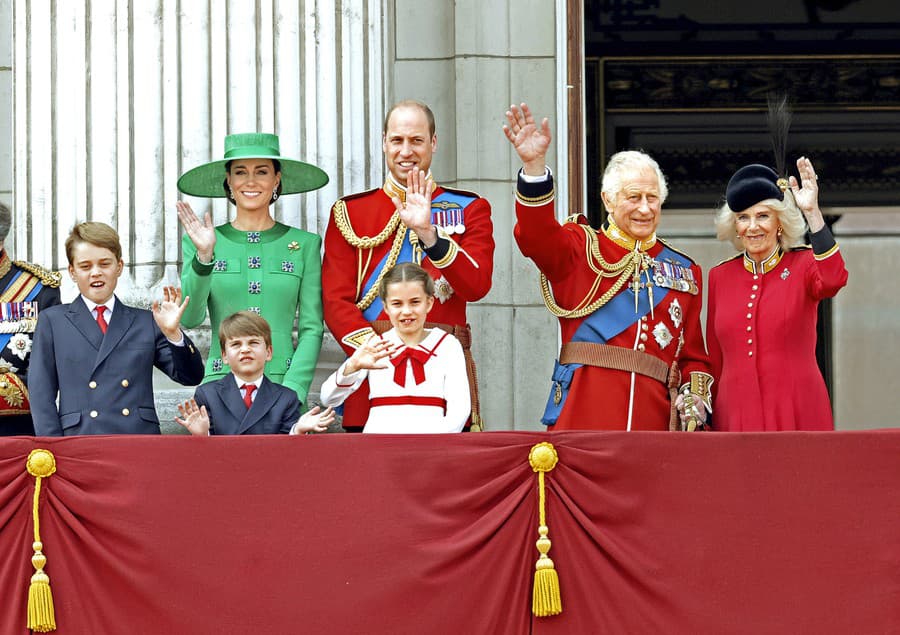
[29, 222, 204, 435]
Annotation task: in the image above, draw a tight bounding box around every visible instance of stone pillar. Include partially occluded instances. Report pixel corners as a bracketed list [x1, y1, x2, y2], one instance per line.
[12, 0, 386, 429]
[388, 0, 562, 430]
[0, 0, 11, 210]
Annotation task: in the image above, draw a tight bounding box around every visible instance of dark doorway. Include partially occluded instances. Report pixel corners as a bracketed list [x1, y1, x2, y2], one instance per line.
[579, 0, 900, 401]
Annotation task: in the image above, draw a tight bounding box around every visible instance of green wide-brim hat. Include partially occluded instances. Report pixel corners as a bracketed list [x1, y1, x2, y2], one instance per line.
[177, 132, 329, 197]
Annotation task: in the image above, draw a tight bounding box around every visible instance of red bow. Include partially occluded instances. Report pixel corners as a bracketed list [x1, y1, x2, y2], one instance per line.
[390, 347, 431, 387]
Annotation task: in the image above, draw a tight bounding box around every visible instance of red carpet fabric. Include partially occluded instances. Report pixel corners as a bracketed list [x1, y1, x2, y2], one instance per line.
[1, 431, 898, 634]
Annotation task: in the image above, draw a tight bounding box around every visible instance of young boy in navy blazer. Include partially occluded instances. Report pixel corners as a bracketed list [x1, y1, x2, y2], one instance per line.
[29, 222, 205, 435]
[175, 311, 334, 435]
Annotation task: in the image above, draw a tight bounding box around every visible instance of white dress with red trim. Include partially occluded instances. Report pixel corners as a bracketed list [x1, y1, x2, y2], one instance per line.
[319, 327, 470, 433]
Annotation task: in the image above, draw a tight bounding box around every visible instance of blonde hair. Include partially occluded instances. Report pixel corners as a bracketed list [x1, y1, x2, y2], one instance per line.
[714, 191, 808, 251]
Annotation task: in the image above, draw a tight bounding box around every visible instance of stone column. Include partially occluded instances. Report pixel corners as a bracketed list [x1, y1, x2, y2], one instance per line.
[388, 0, 563, 430]
[12, 0, 387, 429]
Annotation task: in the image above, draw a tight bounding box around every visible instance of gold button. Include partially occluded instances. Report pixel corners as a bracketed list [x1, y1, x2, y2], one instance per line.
[746, 313, 752, 319]
[753, 275, 759, 280]
[641, 316, 647, 322]
[89, 381, 97, 389]
[121, 379, 129, 387]
[750, 294, 756, 299]
[90, 410, 98, 418]
[640, 333, 648, 342]
[748, 339, 753, 345]
[747, 326, 752, 332]
[637, 343, 646, 351]
[748, 351, 753, 357]
[122, 408, 130, 416]
[752, 285, 759, 291]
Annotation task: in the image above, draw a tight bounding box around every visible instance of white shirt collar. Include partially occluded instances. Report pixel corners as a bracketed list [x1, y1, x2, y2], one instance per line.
[81, 295, 116, 315]
[232, 374, 264, 390]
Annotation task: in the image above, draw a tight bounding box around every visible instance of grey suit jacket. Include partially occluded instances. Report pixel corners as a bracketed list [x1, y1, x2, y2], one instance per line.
[29, 296, 205, 435]
[195, 375, 300, 435]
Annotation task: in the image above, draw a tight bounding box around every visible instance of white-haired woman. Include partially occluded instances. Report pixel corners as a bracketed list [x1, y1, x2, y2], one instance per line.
[706, 157, 848, 431]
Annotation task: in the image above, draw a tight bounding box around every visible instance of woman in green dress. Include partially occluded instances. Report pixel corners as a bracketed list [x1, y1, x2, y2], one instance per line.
[176, 133, 328, 406]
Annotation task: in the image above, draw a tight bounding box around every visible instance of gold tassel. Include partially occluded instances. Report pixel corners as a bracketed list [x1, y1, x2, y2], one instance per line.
[26, 449, 57, 632]
[528, 442, 562, 617]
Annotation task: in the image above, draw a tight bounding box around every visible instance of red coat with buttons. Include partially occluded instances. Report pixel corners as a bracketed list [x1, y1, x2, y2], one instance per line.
[322, 185, 494, 429]
[706, 244, 848, 431]
[514, 185, 711, 431]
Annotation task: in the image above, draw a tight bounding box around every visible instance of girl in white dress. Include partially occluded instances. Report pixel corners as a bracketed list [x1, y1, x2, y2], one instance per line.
[319, 263, 470, 433]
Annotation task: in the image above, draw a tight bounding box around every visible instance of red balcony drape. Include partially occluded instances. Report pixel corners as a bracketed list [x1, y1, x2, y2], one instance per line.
[2, 431, 898, 634]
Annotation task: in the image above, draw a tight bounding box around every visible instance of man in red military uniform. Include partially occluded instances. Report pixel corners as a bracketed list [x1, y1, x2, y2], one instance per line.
[323, 100, 494, 430]
[503, 103, 711, 431]
[0, 202, 62, 436]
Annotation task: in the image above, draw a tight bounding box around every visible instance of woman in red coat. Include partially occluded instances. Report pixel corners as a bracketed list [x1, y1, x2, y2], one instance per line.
[706, 157, 848, 431]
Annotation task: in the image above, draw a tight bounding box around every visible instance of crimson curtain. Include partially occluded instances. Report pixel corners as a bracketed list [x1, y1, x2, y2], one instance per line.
[2, 431, 898, 634]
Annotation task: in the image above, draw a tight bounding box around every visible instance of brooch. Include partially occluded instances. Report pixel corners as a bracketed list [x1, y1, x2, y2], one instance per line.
[288, 241, 300, 251]
[653, 322, 673, 349]
[780, 268, 790, 280]
[668, 298, 683, 329]
[434, 275, 453, 303]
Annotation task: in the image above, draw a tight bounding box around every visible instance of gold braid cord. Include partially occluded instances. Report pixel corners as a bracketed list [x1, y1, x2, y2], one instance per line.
[540, 224, 640, 319]
[333, 200, 408, 311]
[529, 442, 562, 616]
[26, 449, 57, 632]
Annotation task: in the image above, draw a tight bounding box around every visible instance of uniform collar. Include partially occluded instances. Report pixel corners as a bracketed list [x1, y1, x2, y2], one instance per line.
[382, 172, 435, 203]
[0, 250, 9, 278]
[743, 247, 783, 274]
[602, 219, 657, 251]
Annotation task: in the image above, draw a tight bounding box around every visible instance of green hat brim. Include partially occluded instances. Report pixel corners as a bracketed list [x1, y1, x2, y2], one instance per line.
[177, 155, 329, 198]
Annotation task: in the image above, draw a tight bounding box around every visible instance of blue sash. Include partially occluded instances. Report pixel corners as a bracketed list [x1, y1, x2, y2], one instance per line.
[541, 243, 689, 425]
[360, 191, 477, 322]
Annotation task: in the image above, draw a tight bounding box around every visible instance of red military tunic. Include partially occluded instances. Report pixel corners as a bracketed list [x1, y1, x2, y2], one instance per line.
[514, 171, 711, 431]
[706, 228, 848, 431]
[322, 175, 494, 429]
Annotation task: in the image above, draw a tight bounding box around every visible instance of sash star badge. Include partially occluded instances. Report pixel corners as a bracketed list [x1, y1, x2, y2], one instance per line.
[434, 275, 454, 304]
[668, 298, 683, 329]
[653, 322, 673, 349]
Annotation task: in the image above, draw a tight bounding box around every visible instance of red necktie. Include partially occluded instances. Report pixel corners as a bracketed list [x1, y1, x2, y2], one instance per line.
[389, 348, 431, 387]
[241, 384, 256, 409]
[95, 305, 108, 334]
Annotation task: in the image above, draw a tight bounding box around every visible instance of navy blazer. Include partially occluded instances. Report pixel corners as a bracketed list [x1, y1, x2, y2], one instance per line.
[195, 375, 300, 435]
[29, 296, 205, 435]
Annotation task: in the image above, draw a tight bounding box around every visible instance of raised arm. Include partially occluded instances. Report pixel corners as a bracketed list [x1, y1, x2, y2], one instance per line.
[503, 102, 552, 176]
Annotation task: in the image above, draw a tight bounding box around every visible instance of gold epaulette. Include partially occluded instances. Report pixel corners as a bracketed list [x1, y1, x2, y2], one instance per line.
[657, 238, 698, 266]
[12, 261, 62, 288]
[563, 213, 585, 224]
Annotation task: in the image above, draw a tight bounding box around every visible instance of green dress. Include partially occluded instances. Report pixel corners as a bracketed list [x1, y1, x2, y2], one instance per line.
[181, 222, 324, 405]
